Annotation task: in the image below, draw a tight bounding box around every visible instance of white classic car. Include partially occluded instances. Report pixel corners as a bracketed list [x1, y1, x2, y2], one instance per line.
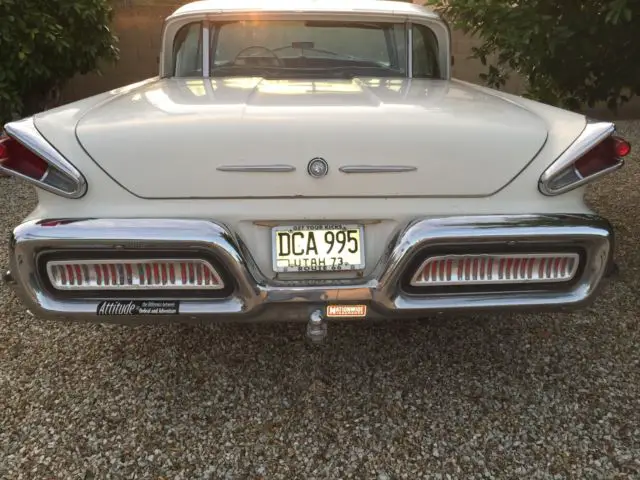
[0, 0, 632, 341]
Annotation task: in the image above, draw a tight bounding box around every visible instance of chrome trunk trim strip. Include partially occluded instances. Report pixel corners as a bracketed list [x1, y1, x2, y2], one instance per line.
[216, 165, 296, 172]
[339, 165, 417, 174]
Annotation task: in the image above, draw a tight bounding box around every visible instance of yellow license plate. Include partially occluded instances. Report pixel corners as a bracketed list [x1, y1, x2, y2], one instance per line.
[272, 224, 365, 273]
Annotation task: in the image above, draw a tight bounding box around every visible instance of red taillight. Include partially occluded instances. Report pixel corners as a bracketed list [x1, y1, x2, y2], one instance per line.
[46, 259, 224, 291]
[575, 135, 629, 178]
[0, 136, 48, 179]
[410, 253, 580, 287]
[613, 136, 631, 157]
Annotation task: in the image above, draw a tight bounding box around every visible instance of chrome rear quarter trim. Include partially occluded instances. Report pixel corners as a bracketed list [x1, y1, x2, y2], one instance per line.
[3, 118, 88, 198]
[8, 215, 614, 323]
[539, 120, 617, 196]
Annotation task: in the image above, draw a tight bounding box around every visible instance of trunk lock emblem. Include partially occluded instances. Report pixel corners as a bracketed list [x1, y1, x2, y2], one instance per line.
[308, 158, 329, 178]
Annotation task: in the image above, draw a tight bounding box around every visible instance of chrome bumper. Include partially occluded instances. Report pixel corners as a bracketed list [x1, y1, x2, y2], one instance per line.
[5, 215, 614, 324]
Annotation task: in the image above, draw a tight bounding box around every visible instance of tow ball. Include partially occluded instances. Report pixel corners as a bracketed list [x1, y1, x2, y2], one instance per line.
[306, 309, 328, 344]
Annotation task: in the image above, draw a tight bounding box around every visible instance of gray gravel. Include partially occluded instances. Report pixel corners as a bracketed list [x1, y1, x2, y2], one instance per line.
[1, 122, 640, 479]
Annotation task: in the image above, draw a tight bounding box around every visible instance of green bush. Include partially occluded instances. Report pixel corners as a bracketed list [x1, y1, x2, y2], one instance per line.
[0, 0, 119, 125]
[427, 0, 639, 111]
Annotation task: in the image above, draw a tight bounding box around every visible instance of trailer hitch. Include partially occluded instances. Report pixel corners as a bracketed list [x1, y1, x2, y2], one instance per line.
[306, 309, 328, 344]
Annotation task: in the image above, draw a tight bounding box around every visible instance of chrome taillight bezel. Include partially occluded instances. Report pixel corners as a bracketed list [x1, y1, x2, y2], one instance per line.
[37, 249, 233, 299]
[539, 120, 629, 196]
[403, 245, 586, 294]
[410, 252, 580, 287]
[46, 258, 225, 291]
[2, 118, 87, 199]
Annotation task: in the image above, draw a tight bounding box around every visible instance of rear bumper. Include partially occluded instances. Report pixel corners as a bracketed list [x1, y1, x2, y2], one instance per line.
[5, 214, 614, 324]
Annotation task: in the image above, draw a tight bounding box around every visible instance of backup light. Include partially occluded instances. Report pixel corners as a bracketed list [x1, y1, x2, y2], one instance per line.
[410, 253, 580, 287]
[46, 259, 224, 291]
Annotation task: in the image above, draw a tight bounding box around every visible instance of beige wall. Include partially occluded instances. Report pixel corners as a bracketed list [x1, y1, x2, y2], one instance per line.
[63, 4, 174, 101]
[63, 1, 637, 119]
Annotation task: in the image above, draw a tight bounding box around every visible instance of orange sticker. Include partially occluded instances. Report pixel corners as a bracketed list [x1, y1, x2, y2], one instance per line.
[326, 304, 367, 318]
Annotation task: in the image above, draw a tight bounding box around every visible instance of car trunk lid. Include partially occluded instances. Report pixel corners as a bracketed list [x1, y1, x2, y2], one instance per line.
[74, 77, 548, 198]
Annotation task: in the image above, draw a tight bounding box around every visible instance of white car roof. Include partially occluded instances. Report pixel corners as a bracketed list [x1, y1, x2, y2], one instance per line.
[170, 0, 440, 20]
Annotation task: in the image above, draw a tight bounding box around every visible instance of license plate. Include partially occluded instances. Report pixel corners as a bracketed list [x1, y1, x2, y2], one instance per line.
[272, 224, 365, 273]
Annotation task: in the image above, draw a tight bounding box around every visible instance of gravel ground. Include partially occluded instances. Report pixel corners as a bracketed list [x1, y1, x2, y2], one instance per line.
[1, 122, 640, 479]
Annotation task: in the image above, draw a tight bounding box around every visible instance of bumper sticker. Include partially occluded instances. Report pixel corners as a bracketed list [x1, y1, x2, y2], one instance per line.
[97, 300, 179, 316]
[326, 304, 367, 318]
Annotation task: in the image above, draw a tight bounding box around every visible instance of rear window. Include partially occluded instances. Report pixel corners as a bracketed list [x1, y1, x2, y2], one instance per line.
[173, 20, 441, 79]
[212, 20, 406, 73]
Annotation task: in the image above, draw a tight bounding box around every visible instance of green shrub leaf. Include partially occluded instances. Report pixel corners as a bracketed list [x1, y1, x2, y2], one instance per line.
[426, 0, 640, 111]
[0, 0, 119, 124]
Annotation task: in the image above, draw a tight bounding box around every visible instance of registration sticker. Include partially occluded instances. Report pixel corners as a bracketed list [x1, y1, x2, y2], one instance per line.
[326, 304, 367, 319]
